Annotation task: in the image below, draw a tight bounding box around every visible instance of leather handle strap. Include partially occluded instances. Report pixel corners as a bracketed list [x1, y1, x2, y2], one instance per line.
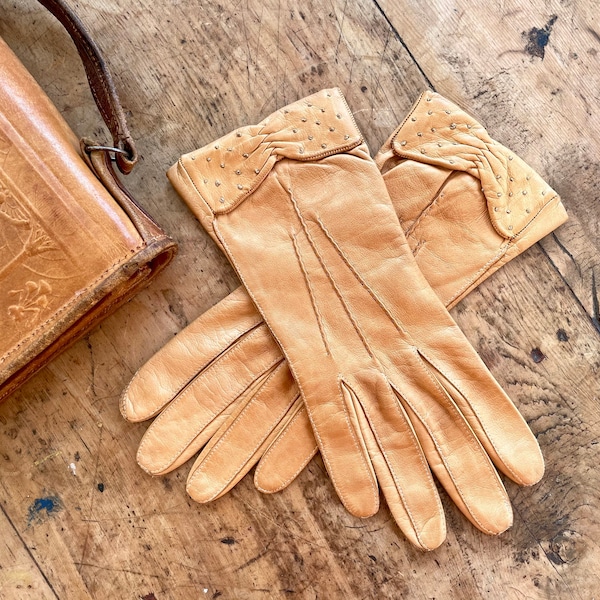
[37, 0, 137, 174]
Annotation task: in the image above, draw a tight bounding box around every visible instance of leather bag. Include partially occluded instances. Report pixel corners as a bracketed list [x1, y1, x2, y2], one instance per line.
[0, 0, 177, 401]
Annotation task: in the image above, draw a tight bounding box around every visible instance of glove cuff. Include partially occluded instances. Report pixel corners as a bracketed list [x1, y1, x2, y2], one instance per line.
[169, 88, 363, 216]
[383, 90, 565, 239]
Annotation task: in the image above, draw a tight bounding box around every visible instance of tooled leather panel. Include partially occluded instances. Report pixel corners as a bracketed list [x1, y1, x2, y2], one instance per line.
[176, 88, 363, 215]
[390, 91, 560, 239]
[0, 37, 144, 366]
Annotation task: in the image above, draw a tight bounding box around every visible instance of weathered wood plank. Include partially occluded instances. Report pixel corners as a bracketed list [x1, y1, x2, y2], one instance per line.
[453, 246, 600, 600]
[0, 501, 58, 599]
[0, 0, 598, 598]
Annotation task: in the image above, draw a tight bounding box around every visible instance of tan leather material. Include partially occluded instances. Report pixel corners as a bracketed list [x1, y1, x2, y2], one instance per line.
[158, 88, 547, 550]
[178, 90, 362, 215]
[124, 90, 566, 548]
[374, 93, 568, 307]
[121, 286, 269, 423]
[254, 401, 318, 494]
[186, 362, 300, 502]
[390, 91, 559, 239]
[134, 323, 285, 475]
[0, 34, 176, 401]
[254, 401, 317, 494]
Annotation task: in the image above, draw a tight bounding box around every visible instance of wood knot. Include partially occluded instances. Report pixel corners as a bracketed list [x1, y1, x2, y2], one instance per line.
[547, 530, 583, 565]
[530, 347, 546, 363]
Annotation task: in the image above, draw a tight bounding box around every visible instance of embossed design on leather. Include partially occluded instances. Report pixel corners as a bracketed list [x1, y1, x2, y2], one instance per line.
[0, 41, 138, 366]
[0, 15, 176, 401]
[0, 182, 59, 282]
[0, 161, 68, 337]
[0, 131, 10, 155]
[8, 280, 52, 324]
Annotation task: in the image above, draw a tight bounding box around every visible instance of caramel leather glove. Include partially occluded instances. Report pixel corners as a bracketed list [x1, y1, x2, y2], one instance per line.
[143, 89, 549, 550]
[122, 91, 566, 547]
[122, 91, 565, 504]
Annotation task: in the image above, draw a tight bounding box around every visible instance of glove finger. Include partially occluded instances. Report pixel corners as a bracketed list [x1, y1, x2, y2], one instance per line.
[136, 325, 283, 476]
[306, 375, 380, 520]
[257, 348, 514, 536]
[343, 370, 446, 551]
[391, 348, 513, 535]
[254, 401, 318, 494]
[186, 362, 299, 502]
[418, 346, 544, 487]
[121, 286, 266, 422]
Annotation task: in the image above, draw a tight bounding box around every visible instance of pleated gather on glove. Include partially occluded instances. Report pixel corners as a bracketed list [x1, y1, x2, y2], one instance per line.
[120, 89, 561, 550]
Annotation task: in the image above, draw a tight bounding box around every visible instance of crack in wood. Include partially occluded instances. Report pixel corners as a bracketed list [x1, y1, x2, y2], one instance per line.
[370, 0, 435, 90]
[538, 242, 600, 338]
[0, 502, 60, 599]
[591, 270, 600, 334]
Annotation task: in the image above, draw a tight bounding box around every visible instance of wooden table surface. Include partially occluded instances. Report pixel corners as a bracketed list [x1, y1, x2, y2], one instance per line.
[1, 1, 599, 598]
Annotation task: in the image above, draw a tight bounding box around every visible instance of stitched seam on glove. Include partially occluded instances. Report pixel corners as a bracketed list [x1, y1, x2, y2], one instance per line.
[313, 215, 411, 340]
[289, 191, 377, 359]
[120, 318, 265, 420]
[345, 377, 442, 549]
[389, 91, 560, 239]
[212, 218, 381, 516]
[291, 231, 332, 355]
[416, 347, 542, 486]
[137, 335, 284, 474]
[443, 244, 509, 308]
[254, 405, 317, 494]
[399, 350, 510, 533]
[187, 365, 301, 500]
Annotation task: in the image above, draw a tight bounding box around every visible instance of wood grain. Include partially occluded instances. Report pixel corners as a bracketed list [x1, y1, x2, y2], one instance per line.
[0, 502, 59, 599]
[0, 0, 598, 598]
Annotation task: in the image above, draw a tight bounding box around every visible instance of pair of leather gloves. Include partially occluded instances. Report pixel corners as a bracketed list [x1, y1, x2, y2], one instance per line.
[121, 90, 567, 550]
